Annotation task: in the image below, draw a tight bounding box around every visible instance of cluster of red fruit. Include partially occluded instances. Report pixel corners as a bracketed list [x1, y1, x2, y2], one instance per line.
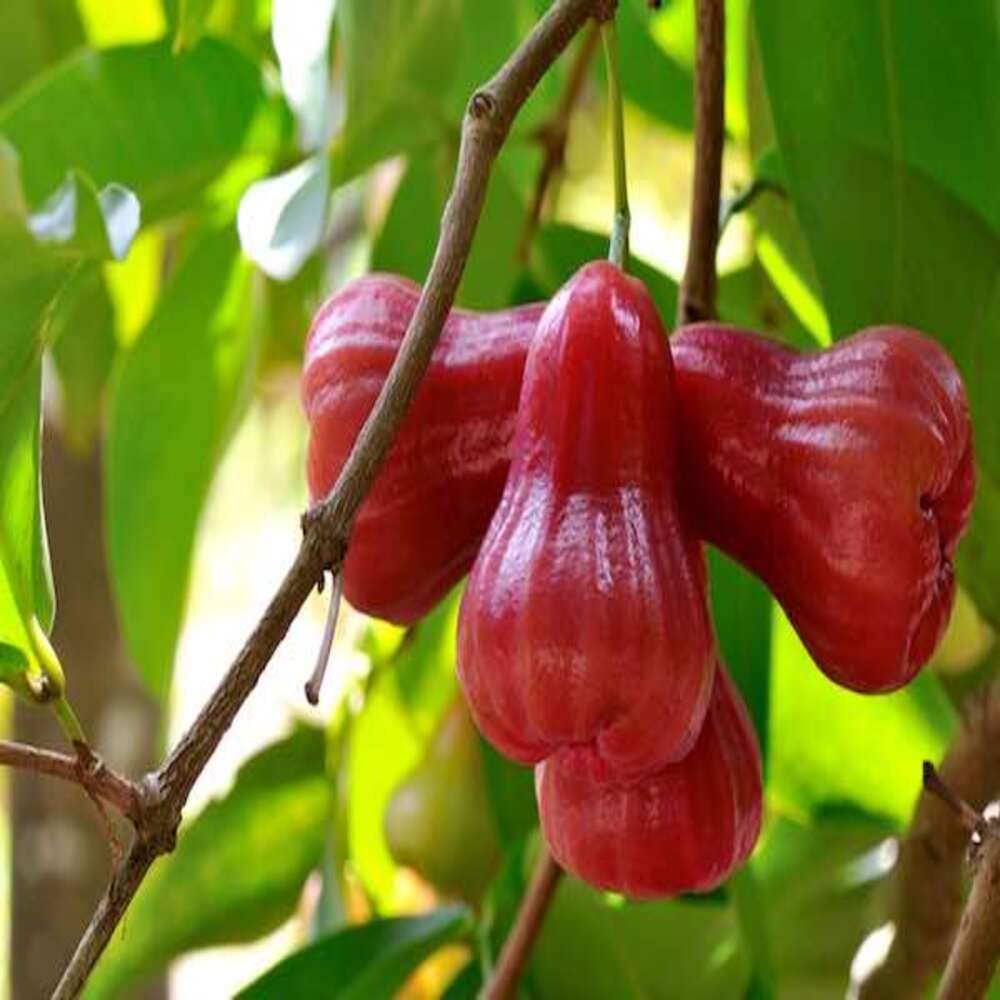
[302, 261, 975, 899]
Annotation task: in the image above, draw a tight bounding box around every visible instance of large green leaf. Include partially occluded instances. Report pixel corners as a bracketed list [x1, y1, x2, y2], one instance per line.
[332, 0, 461, 183]
[755, 812, 895, 999]
[0, 0, 84, 102]
[707, 549, 771, 765]
[349, 595, 461, 904]
[174, 0, 219, 51]
[238, 907, 472, 1000]
[617, 0, 693, 132]
[768, 608, 956, 826]
[647, 0, 750, 138]
[106, 226, 258, 696]
[754, 0, 1000, 624]
[372, 151, 527, 311]
[0, 150, 136, 698]
[531, 875, 748, 999]
[0, 38, 287, 222]
[86, 725, 330, 1000]
[0, 361, 54, 691]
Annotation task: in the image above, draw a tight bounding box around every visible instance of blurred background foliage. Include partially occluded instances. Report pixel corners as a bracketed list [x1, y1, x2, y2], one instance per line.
[0, 0, 997, 996]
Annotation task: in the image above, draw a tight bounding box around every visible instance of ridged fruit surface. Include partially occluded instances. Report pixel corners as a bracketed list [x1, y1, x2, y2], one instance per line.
[302, 274, 542, 624]
[457, 261, 716, 781]
[537, 665, 762, 899]
[384, 698, 500, 901]
[672, 324, 975, 692]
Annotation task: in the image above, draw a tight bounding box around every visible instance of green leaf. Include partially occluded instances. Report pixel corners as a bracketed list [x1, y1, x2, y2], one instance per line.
[707, 549, 771, 766]
[753, 0, 1000, 624]
[479, 739, 537, 847]
[174, 0, 218, 51]
[0, 0, 84, 102]
[49, 267, 119, 452]
[237, 154, 329, 279]
[768, 607, 956, 826]
[755, 812, 895, 997]
[370, 153, 447, 285]
[372, 151, 527, 310]
[86, 725, 330, 1000]
[617, 0, 693, 132]
[0, 167, 77, 694]
[717, 261, 818, 351]
[237, 907, 472, 1000]
[744, 29, 829, 346]
[647, 0, 750, 138]
[332, 0, 461, 183]
[0, 362, 54, 692]
[447, 1, 521, 121]
[0, 145, 139, 698]
[349, 594, 461, 904]
[530, 875, 749, 999]
[0, 38, 287, 223]
[106, 226, 258, 696]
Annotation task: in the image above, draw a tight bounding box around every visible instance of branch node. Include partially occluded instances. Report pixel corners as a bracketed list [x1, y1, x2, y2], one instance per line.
[470, 90, 499, 120]
[923, 761, 987, 838]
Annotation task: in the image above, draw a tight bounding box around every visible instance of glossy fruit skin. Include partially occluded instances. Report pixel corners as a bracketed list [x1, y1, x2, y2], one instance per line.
[384, 698, 500, 901]
[302, 275, 543, 624]
[671, 324, 975, 692]
[537, 665, 762, 899]
[457, 261, 716, 782]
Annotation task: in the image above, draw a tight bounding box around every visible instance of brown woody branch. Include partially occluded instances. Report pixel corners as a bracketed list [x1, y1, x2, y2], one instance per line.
[0, 739, 140, 824]
[676, 0, 725, 326]
[939, 817, 1000, 1000]
[858, 680, 1000, 1000]
[50, 2, 602, 997]
[485, 848, 564, 999]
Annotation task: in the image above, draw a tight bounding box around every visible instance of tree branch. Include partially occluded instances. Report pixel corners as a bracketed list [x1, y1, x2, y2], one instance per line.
[939, 821, 1000, 1000]
[484, 849, 564, 999]
[0, 739, 140, 824]
[51, 2, 601, 997]
[675, 0, 725, 326]
[857, 680, 1000, 1000]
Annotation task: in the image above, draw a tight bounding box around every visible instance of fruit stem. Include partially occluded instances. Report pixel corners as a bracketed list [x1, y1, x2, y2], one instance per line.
[601, 18, 630, 270]
[483, 847, 563, 999]
[305, 571, 343, 705]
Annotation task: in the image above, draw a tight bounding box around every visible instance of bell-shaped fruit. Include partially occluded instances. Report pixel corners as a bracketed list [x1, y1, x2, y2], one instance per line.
[537, 665, 762, 899]
[384, 698, 500, 901]
[671, 324, 975, 692]
[458, 261, 716, 781]
[302, 274, 542, 624]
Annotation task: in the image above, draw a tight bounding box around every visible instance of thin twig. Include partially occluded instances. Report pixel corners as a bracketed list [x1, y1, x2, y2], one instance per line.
[305, 571, 343, 705]
[601, 17, 630, 269]
[922, 762, 986, 838]
[0, 739, 139, 823]
[517, 22, 600, 262]
[484, 849, 564, 999]
[857, 680, 1000, 1000]
[718, 177, 785, 238]
[676, 0, 725, 326]
[51, 3, 601, 997]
